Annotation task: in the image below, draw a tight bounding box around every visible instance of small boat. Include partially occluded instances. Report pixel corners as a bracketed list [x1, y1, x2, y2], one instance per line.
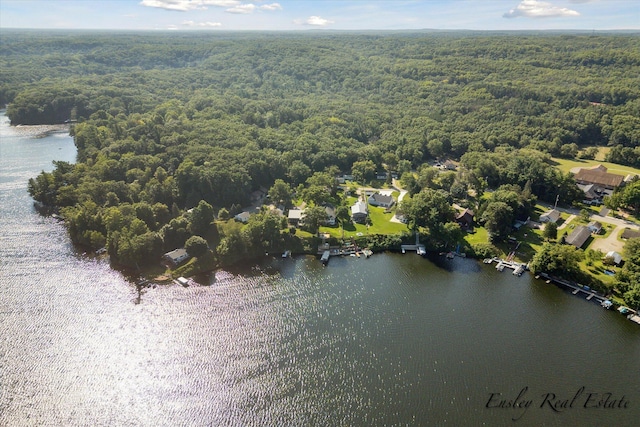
[321, 250, 330, 265]
[601, 300, 613, 309]
[282, 250, 291, 258]
[618, 306, 630, 315]
[363, 248, 373, 258]
[446, 252, 454, 259]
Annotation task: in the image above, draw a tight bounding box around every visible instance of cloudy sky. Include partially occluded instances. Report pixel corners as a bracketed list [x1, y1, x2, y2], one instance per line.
[1, 1, 638, 31]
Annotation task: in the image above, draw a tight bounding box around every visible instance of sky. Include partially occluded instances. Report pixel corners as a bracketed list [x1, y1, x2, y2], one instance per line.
[0, 0, 638, 31]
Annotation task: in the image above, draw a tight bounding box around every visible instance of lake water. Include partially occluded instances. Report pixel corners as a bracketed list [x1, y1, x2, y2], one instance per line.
[1, 111, 639, 426]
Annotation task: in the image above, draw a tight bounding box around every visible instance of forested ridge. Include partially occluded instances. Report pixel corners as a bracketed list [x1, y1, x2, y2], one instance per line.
[3, 30, 639, 277]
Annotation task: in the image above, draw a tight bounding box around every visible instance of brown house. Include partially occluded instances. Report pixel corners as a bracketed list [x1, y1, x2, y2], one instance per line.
[574, 166, 624, 190]
[456, 209, 474, 229]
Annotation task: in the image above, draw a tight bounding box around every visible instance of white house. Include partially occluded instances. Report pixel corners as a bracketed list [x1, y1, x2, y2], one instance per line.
[287, 208, 305, 226]
[351, 201, 368, 223]
[234, 211, 251, 223]
[324, 205, 336, 226]
[368, 193, 394, 208]
[605, 251, 622, 265]
[163, 248, 190, 267]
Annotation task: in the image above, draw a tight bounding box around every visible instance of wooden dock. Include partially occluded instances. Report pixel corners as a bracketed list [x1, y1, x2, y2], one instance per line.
[538, 273, 606, 303]
[484, 258, 527, 276]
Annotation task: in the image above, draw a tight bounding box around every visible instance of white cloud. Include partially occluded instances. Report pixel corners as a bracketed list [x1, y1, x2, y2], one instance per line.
[226, 4, 256, 14]
[303, 16, 334, 26]
[259, 3, 282, 12]
[141, 1, 240, 12]
[503, 0, 580, 19]
[182, 20, 222, 27]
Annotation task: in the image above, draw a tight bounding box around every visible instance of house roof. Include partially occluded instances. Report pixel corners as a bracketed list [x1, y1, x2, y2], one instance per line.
[565, 225, 591, 248]
[164, 248, 189, 262]
[606, 251, 622, 264]
[369, 193, 394, 205]
[325, 206, 336, 217]
[588, 220, 602, 230]
[235, 211, 251, 222]
[574, 168, 624, 188]
[288, 209, 304, 220]
[351, 201, 368, 215]
[540, 209, 561, 222]
[621, 228, 640, 239]
[456, 208, 474, 221]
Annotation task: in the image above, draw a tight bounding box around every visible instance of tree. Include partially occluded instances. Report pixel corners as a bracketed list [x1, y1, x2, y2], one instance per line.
[482, 201, 514, 242]
[185, 235, 209, 258]
[190, 200, 214, 236]
[217, 207, 230, 221]
[302, 206, 328, 234]
[543, 222, 558, 241]
[335, 205, 351, 228]
[400, 188, 455, 239]
[268, 179, 292, 207]
[530, 242, 584, 279]
[351, 160, 376, 184]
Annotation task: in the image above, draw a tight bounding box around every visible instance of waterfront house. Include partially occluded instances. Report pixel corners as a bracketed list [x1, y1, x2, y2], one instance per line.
[455, 209, 474, 229]
[163, 248, 190, 267]
[287, 208, 305, 226]
[324, 205, 336, 226]
[565, 225, 591, 249]
[368, 193, 394, 208]
[539, 209, 561, 223]
[351, 201, 368, 223]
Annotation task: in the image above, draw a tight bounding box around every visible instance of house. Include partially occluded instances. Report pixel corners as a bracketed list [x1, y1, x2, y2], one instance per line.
[376, 171, 388, 180]
[621, 228, 640, 240]
[574, 165, 625, 190]
[287, 208, 305, 226]
[443, 160, 457, 170]
[324, 205, 336, 226]
[368, 193, 394, 208]
[234, 211, 251, 223]
[456, 209, 474, 229]
[605, 251, 623, 266]
[565, 225, 591, 249]
[351, 201, 368, 223]
[163, 248, 190, 267]
[587, 221, 603, 234]
[539, 209, 561, 223]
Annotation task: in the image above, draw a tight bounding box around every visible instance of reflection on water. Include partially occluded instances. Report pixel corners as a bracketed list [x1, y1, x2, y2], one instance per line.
[1, 113, 639, 426]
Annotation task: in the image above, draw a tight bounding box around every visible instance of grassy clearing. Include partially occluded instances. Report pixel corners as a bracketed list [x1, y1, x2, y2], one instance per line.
[550, 157, 640, 177]
[319, 197, 407, 238]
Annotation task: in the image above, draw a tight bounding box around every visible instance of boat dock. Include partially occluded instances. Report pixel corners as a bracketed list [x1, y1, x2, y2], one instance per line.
[401, 232, 426, 255]
[483, 258, 527, 276]
[538, 273, 607, 304]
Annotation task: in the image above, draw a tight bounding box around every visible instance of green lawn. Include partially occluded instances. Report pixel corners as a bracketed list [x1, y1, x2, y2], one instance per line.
[550, 157, 640, 177]
[319, 197, 407, 238]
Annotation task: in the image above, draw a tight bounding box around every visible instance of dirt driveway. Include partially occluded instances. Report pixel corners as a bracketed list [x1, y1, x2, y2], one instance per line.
[590, 224, 625, 254]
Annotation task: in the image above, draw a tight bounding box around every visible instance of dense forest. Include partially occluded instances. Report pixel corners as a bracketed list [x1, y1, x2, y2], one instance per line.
[3, 31, 640, 299]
